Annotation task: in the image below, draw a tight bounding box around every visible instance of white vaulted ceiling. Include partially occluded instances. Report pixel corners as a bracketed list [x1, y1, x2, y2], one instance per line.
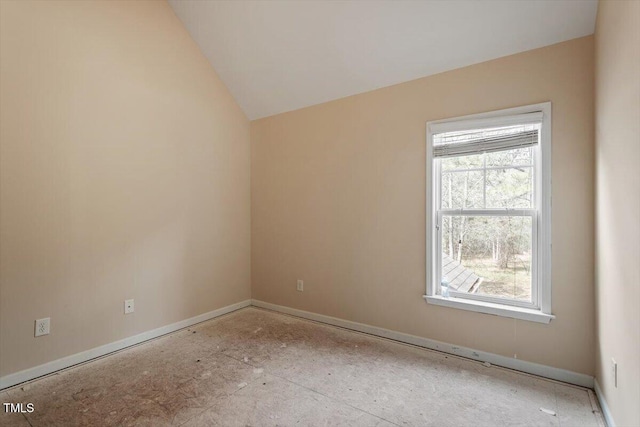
[168, 0, 598, 120]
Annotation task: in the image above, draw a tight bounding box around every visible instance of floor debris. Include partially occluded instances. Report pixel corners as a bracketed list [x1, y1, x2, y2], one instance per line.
[1, 308, 603, 427]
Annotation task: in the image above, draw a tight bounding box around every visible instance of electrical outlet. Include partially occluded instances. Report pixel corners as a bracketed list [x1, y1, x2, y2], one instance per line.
[35, 318, 50, 337]
[296, 280, 303, 292]
[124, 299, 135, 314]
[612, 358, 617, 388]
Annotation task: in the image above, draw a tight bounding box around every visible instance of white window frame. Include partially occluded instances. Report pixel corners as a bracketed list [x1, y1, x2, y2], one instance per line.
[424, 103, 554, 324]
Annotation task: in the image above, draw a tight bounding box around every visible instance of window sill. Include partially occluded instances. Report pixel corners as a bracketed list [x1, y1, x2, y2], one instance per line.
[423, 295, 555, 324]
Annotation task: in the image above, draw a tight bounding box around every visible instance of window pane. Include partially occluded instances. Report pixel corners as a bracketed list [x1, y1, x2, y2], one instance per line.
[441, 171, 484, 209]
[485, 147, 533, 167]
[441, 216, 532, 302]
[439, 146, 535, 210]
[486, 167, 533, 208]
[441, 153, 484, 171]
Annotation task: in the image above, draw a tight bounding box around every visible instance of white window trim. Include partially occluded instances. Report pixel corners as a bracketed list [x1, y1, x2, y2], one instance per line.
[424, 103, 554, 324]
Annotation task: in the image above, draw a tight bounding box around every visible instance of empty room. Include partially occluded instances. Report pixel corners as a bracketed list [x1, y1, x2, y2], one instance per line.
[0, 0, 638, 426]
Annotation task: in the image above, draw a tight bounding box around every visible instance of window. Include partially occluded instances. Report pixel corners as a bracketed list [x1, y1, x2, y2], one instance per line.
[425, 103, 553, 323]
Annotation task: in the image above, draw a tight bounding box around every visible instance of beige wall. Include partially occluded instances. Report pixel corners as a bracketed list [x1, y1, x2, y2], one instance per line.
[0, 0, 251, 377]
[252, 36, 595, 375]
[594, 1, 640, 425]
[0, 0, 608, 394]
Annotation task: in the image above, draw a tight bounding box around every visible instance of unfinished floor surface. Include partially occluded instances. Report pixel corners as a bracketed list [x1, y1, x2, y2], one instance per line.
[0, 307, 604, 426]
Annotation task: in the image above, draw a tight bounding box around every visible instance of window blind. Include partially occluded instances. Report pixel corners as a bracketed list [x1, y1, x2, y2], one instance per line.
[433, 128, 539, 158]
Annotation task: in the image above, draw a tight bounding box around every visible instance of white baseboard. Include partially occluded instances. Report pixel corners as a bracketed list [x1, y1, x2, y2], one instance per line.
[251, 299, 594, 389]
[0, 299, 252, 390]
[1, 298, 595, 393]
[594, 379, 616, 427]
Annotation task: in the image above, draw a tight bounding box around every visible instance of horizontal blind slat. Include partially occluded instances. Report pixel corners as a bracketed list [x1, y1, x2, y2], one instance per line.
[429, 111, 543, 134]
[433, 130, 538, 158]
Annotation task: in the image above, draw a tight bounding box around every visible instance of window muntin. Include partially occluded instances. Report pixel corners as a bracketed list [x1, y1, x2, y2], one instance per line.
[440, 147, 535, 210]
[427, 109, 550, 313]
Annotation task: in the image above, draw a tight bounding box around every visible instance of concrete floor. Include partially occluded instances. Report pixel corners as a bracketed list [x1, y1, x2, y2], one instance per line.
[1, 307, 604, 427]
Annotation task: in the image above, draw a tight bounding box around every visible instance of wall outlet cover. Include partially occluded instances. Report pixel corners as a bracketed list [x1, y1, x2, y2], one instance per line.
[35, 318, 50, 337]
